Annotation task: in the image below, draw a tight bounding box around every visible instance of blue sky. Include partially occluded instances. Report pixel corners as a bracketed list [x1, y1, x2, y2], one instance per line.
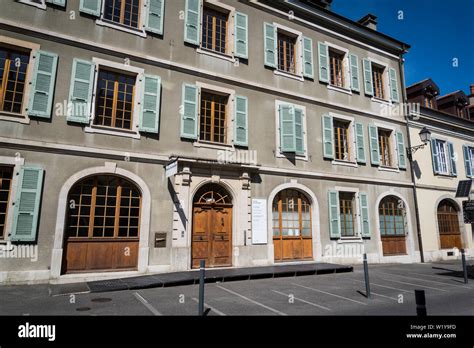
[332, 0, 474, 96]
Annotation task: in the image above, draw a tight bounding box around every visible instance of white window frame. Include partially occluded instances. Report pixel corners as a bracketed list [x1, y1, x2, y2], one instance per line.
[469, 146, 474, 175]
[373, 122, 399, 172]
[193, 81, 236, 150]
[85, 57, 144, 140]
[0, 155, 25, 244]
[329, 112, 357, 167]
[196, 0, 237, 63]
[434, 139, 450, 175]
[17, 0, 47, 10]
[334, 186, 362, 241]
[367, 57, 392, 105]
[273, 23, 304, 82]
[0, 36, 40, 125]
[275, 100, 308, 161]
[325, 41, 352, 94]
[96, 0, 148, 38]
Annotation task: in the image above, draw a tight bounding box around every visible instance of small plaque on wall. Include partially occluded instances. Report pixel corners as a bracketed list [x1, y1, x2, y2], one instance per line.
[252, 199, 268, 245]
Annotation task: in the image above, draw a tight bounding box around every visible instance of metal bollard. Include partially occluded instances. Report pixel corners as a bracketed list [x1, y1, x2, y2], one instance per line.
[461, 249, 468, 284]
[198, 260, 205, 316]
[363, 253, 371, 299]
[415, 290, 427, 317]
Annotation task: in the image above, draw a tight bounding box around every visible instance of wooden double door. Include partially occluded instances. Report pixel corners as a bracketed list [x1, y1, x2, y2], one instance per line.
[192, 204, 233, 269]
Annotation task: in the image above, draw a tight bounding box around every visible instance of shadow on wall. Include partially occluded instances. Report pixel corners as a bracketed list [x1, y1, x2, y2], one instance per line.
[413, 160, 422, 180]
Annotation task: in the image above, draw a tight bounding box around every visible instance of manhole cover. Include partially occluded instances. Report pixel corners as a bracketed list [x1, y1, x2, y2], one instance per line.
[76, 307, 91, 312]
[91, 297, 112, 303]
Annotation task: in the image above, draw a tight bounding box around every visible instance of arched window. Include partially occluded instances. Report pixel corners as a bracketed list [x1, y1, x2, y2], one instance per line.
[437, 199, 462, 249]
[194, 184, 232, 205]
[379, 196, 405, 236]
[66, 175, 141, 239]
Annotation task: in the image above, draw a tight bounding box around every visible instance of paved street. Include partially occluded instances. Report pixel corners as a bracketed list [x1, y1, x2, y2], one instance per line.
[1, 262, 473, 316]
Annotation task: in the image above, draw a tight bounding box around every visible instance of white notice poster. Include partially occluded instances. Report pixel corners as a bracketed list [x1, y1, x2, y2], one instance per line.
[252, 199, 268, 245]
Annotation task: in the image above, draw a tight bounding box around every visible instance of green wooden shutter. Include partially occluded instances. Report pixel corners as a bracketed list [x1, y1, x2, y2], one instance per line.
[264, 22, 277, 68]
[302, 36, 314, 79]
[349, 53, 360, 92]
[368, 124, 380, 165]
[234, 12, 248, 59]
[10, 167, 44, 242]
[294, 108, 305, 155]
[322, 114, 334, 159]
[184, 0, 201, 45]
[355, 122, 366, 164]
[80, 0, 102, 16]
[463, 145, 472, 178]
[234, 95, 248, 147]
[447, 142, 457, 176]
[396, 131, 407, 169]
[431, 139, 440, 174]
[28, 51, 58, 119]
[139, 74, 161, 134]
[318, 42, 329, 83]
[46, 0, 66, 6]
[67, 59, 95, 124]
[328, 190, 341, 239]
[145, 0, 165, 35]
[359, 192, 370, 238]
[389, 68, 399, 103]
[279, 104, 295, 153]
[181, 84, 198, 139]
[363, 58, 373, 96]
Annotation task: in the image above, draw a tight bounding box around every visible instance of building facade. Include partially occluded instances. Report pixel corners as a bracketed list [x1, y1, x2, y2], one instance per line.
[407, 80, 474, 262]
[0, 0, 421, 284]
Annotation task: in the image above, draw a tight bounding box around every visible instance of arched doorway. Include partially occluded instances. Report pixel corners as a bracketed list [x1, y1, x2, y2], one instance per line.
[379, 195, 407, 256]
[272, 189, 313, 262]
[62, 175, 141, 274]
[192, 184, 233, 269]
[437, 200, 462, 249]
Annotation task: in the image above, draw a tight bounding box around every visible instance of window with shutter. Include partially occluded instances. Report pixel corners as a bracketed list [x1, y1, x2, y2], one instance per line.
[0, 166, 14, 240]
[276, 101, 307, 158]
[0, 46, 31, 115]
[28, 51, 58, 119]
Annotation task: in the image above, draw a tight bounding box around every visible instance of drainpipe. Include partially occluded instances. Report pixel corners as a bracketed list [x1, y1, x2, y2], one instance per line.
[399, 46, 425, 263]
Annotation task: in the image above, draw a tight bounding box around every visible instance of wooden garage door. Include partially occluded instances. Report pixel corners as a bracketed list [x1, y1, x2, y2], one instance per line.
[273, 189, 313, 262]
[437, 200, 462, 249]
[62, 175, 141, 274]
[192, 184, 232, 269]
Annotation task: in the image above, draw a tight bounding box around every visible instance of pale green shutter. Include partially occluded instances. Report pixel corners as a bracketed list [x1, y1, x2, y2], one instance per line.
[349, 53, 360, 92]
[46, 0, 66, 6]
[396, 131, 407, 169]
[10, 167, 44, 243]
[363, 58, 373, 96]
[28, 51, 58, 119]
[184, 0, 201, 45]
[431, 139, 440, 174]
[234, 95, 248, 147]
[294, 108, 304, 155]
[368, 124, 380, 165]
[318, 42, 329, 83]
[80, 0, 102, 16]
[328, 190, 341, 239]
[280, 104, 296, 153]
[181, 84, 198, 139]
[359, 192, 370, 238]
[139, 74, 161, 134]
[322, 114, 334, 159]
[302, 36, 314, 79]
[234, 12, 248, 59]
[67, 59, 95, 124]
[447, 142, 457, 176]
[389, 68, 399, 103]
[145, 0, 165, 35]
[355, 122, 366, 164]
[264, 23, 277, 68]
[463, 145, 472, 178]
